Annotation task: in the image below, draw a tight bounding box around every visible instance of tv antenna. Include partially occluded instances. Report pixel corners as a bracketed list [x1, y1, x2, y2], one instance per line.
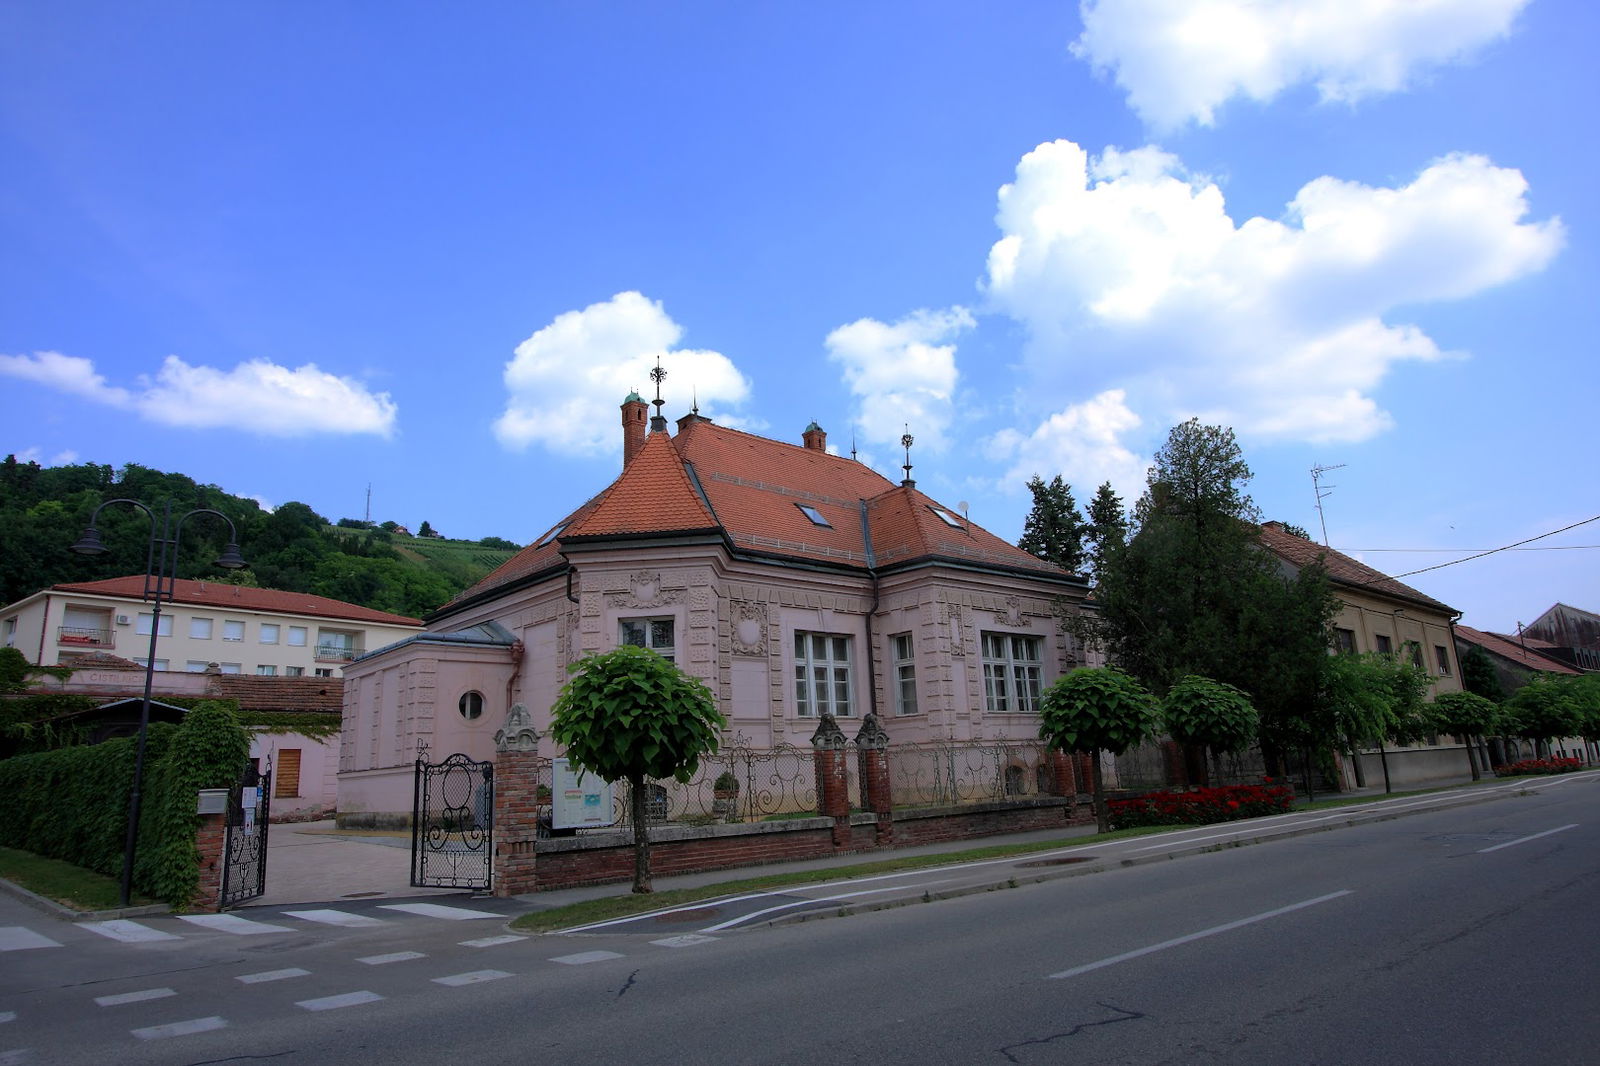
[1311, 464, 1346, 546]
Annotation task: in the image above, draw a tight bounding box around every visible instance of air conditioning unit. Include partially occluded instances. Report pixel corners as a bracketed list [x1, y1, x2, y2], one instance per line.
[115, 615, 131, 625]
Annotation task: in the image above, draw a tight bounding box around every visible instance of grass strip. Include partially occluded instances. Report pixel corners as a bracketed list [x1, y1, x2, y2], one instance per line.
[0, 846, 156, 911]
[509, 825, 1174, 933]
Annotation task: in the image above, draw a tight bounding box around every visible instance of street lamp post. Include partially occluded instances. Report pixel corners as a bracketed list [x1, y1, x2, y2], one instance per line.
[70, 498, 246, 906]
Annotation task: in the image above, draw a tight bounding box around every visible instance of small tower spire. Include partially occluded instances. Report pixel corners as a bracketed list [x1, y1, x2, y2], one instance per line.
[900, 426, 915, 487]
[649, 355, 668, 433]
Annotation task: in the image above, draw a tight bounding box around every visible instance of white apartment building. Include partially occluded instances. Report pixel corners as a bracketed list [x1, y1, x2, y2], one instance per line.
[2, 576, 422, 678]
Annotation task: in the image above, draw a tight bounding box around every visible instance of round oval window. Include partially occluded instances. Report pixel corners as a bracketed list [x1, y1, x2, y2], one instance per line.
[459, 691, 484, 720]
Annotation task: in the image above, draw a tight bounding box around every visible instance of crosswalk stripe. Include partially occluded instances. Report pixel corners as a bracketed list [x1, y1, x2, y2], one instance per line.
[95, 988, 176, 1007]
[652, 934, 719, 948]
[358, 951, 426, 965]
[80, 920, 181, 943]
[433, 969, 513, 987]
[0, 1011, 16, 1023]
[131, 1017, 226, 1040]
[236, 968, 310, 984]
[281, 908, 387, 928]
[176, 914, 291, 935]
[377, 903, 500, 920]
[296, 991, 382, 1012]
[0, 928, 60, 952]
[551, 950, 624, 965]
[460, 935, 525, 948]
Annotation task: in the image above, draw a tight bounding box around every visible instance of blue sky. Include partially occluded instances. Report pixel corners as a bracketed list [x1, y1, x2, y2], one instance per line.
[2, 1, 1595, 635]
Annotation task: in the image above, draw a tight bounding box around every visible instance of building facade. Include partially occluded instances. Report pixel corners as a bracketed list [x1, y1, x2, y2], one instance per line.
[338, 401, 1094, 823]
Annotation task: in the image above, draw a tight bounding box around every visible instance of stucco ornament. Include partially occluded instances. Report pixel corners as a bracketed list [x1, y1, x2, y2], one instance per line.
[854, 712, 889, 751]
[731, 601, 768, 656]
[810, 713, 848, 750]
[494, 702, 541, 754]
[995, 597, 1026, 627]
[629, 570, 661, 606]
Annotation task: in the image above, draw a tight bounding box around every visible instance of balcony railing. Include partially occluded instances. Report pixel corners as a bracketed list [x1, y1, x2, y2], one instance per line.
[314, 644, 362, 663]
[57, 626, 114, 648]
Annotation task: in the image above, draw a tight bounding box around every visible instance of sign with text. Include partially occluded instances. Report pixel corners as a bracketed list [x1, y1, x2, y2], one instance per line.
[551, 757, 616, 830]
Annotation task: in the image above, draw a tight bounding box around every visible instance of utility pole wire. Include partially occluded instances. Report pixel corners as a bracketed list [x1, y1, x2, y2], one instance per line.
[1341, 514, 1600, 585]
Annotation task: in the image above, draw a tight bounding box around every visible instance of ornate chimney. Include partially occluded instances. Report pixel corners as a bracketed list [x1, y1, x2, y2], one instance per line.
[622, 392, 648, 467]
[803, 421, 826, 452]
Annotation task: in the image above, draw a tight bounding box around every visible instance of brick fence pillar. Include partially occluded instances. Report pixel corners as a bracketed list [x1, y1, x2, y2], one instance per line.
[811, 714, 851, 849]
[1046, 749, 1079, 797]
[1161, 740, 1191, 788]
[855, 713, 893, 846]
[492, 703, 543, 897]
[192, 811, 227, 912]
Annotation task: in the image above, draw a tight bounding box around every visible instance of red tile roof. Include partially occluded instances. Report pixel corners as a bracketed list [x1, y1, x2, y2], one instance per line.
[49, 577, 422, 627]
[1454, 625, 1580, 675]
[206, 675, 345, 711]
[449, 419, 1070, 611]
[1258, 522, 1456, 615]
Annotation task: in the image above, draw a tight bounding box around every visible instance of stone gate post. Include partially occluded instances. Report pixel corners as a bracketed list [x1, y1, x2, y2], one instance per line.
[492, 703, 543, 897]
[855, 713, 893, 846]
[811, 714, 851, 849]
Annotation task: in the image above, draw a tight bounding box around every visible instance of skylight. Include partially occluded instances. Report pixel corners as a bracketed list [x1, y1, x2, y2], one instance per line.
[796, 503, 832, 528]
[928, 506, 964, 528]
[537, 522, 568, 547]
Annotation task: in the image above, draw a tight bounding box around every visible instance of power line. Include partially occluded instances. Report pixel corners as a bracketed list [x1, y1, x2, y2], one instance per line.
[1345, 545, 1599, 553]
[1351, 515, 1600, 582]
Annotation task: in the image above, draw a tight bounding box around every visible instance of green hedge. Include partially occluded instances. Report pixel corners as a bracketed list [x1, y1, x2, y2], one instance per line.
[0, 700, 249, 908]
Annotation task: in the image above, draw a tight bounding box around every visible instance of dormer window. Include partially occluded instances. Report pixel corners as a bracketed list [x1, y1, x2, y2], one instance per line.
[537, 522, 568, 547]
[928, 506, 963, 528]
[796, 504, 831, 528]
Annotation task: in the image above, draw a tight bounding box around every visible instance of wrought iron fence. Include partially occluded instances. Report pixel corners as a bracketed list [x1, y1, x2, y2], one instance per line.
[603, 734, 820, 829]
[887, 737, 1056, 809]
[1111, 740, 1272, 792]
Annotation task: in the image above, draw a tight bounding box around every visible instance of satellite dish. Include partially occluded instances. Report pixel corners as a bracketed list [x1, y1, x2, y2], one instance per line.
[958, 501, 969, 516]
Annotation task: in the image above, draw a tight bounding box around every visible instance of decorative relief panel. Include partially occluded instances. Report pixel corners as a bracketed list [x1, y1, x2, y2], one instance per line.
[942, 604, 966, 657]
[730, 601, 769, 657]
[993, 597, 1027, 627]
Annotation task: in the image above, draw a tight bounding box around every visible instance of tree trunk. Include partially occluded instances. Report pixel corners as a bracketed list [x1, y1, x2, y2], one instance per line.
[1465, 734, 1481, 781]
[629, 772, 652, 894]
[1091, 750, 1109, 834]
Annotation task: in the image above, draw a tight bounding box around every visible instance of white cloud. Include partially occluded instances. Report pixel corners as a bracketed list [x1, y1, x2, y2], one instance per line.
[0, 351, 398, 437]
[493, 291, 751, 456]
[1073, 0, 1531, 129]
[984, 139, 1562, 444]
[988, 389, 1149, 500]
[824, 307, 974, 452]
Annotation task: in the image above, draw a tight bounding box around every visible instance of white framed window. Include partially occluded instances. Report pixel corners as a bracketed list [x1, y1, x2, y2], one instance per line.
[287, 626, 308, 647]
[3, 617, 15, 647]
[982, 633, 1043, 714]
[1435, 645, 1452, 676]
[185, 660, 209, 673]
[256, 664, 277, 676]
[189, 617, 213, 639]
[794, 631, 853, 717]
[223, 620, 245, 642]
[459, 691, 484, 720]
[285, 666, 305, 677]
[259, 624, 279, 645]
[620, 618, 676, 662]
[891, 632, 918, 716]
[136, 613, 173, 637]
[220, 662, 242, 674]
[314, 667, 333, 678]
[131, 658, 170, 671]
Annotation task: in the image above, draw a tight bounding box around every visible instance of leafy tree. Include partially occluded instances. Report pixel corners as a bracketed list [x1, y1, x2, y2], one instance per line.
[1081, 421, 1339, 767]
[1038, 668, 1158, 832]
[1321, 652, 1435, 792]
[1162, 675, 1259, 780]
[1460, 645, 1505, 702]
[549, 645, 726, 893]
[478, 536, 522, 551]
[1084, 481, 1127, 578]
[1428, 691, 1500, 780]
[1018, 475, 1087, 573]
[418, 520, 436, 538]
[1505, 676, 1583, 757]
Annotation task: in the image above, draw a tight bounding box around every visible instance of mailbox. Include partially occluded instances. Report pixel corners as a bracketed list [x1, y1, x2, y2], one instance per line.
[196, 789, 229, 815]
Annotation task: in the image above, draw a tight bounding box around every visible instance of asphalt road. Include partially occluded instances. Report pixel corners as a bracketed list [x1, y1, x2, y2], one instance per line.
[4, 774, 1596, 1065]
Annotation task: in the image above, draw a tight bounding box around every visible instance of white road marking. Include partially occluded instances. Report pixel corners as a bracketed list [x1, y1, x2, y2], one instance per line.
[359, 951, 427, 965]
[1477, 823, 1579, 853]
[0, 928, 59, 952]
[95, 988, 176, 1007]
[79, 920, 181, 943]
[378, 902, 501, 920]
[0, 1048, 24, 1065]
[176, 914, 291, 936]
[282, 908, 387, 927]
[0, 1012, 15, 1023]
[1049, 890, 1354, 979]
[131, 1017, 226, 1040]
[296, 991, 383, 1012]
[551, 950, 624, 965]
[700, 881, 958, 933]
[236, 968, 311, 984]
[433, 969, 513, 987]
[460, 935, 525, 948]
[651, 934, 719, 948]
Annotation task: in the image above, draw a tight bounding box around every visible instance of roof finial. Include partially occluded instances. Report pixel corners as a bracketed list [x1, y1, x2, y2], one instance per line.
[851, 431, 858, 462]
[649, 355, 668, 432]
[691, 386, 699, 417]
[900, 426, 915, 487]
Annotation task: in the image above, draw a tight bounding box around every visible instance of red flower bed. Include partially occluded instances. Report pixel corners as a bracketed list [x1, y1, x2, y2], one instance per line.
[1498, 757, 1583, 776]
[1108, 781, 1294, 830]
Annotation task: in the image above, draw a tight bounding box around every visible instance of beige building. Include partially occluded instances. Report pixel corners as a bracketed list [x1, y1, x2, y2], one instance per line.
[1, 576, 422, 679]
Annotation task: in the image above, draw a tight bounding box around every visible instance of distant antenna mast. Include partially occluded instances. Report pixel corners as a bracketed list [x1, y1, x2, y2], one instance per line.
[364, 483, 372, 524]
[1311, 464, 1346, 546]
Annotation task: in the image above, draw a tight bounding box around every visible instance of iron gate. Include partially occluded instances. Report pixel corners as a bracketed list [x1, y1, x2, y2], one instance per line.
[411, 753, 494, 890]
[221, 760, 271, 909]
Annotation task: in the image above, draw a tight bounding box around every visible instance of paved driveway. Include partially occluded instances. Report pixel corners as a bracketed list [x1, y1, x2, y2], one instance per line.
[249, 822, 468, 908]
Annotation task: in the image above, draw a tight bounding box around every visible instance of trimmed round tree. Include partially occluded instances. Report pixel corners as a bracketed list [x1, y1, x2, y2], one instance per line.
[549, 644, 726, 893]
[1505, 676, 1581, 759]
[1039, 668, 1158, 833]
[1162, 675, 1259, 783]
[1427, 690, 1500, 780]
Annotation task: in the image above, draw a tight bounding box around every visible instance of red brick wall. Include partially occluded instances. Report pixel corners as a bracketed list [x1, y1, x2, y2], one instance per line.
[191, 812, 226, 912]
